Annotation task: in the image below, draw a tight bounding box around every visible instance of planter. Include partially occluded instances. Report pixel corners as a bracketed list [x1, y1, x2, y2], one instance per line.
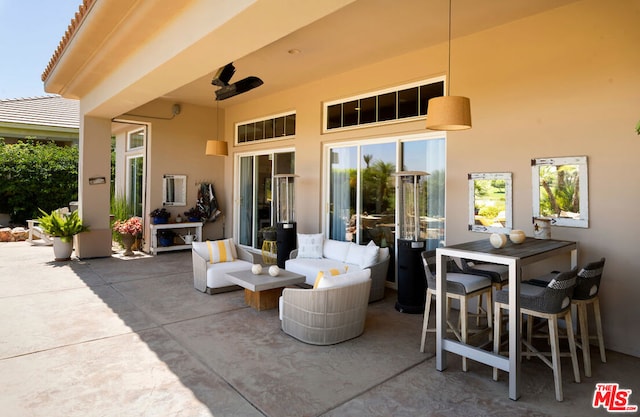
[120, 233, 136, 256]
[52, 237, 73, 261]
[158, 229, 175, 247]
[187, 217, 201, 222]
[152, 217, 169, 225]
[262, 231, 277, 241]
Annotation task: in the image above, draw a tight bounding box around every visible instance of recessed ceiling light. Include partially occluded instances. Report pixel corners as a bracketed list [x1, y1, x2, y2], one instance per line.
[288, 49, 301, 55]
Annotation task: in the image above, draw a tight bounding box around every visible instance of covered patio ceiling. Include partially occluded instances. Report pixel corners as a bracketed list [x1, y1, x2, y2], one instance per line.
[45, 0, 579, 115]
[164, 0, 580, 109]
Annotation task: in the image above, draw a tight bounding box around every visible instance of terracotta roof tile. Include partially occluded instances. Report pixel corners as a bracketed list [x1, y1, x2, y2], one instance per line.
[41, 0, 95, 83]
[0, 96, 79, 129]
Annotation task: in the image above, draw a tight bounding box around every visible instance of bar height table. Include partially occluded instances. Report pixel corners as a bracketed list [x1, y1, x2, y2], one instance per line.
[435, 237, 577, 400]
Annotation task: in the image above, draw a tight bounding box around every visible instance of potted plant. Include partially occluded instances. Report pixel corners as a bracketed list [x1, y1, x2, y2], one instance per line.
[37, 209, 89, 261]
[157, 229, 175, 247]
[184, 206, 207, 222]
[260, 226, 277, 241]
[112, 217, 143, 256]
[149, 208, 171, 224]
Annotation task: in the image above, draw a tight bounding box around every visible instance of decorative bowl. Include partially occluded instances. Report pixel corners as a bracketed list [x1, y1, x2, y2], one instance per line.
[251, 264, 263, 275]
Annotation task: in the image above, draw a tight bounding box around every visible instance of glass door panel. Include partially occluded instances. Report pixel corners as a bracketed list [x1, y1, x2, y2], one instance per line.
[328, 146, 358, 242]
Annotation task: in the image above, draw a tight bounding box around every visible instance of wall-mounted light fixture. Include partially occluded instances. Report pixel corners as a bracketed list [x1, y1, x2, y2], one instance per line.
[426, 0, 472, 131]
[88, 176, 106, 185]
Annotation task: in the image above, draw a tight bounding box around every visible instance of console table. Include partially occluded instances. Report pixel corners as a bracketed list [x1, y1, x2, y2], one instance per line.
[435, 237, 577, 400]
[149, 222, 203, 254]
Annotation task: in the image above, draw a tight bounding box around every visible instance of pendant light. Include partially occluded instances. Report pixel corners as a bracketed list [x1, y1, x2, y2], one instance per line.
[206, 100, 228, 156]
[426, 0, 471, 131]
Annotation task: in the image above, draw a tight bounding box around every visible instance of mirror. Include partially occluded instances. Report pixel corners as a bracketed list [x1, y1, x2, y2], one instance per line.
[469, 172, 512, 233]
[162, 175, 187, 206]
[532, 156, 588, 228]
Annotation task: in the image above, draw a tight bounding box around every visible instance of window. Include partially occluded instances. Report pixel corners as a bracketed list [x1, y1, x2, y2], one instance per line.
[236, 112, 296, 145]
[127, 155, 144, 217]
[127, 129, 145, 150]
[236, 150, 295, 249]
[324, 135, 445, 285]
[323, 78, 444, 132]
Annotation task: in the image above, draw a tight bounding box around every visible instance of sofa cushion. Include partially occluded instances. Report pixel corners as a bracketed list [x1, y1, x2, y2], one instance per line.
[297, 233, 324, 259]
[315, 269, 371, 289]
[313, 267, 349, 289]
[322, 239, 351, 262]
[206, 259, 253, 288]
[345, 240, 379, 268]
[206, 239, 236, 263]
[285, 257, 362, 286]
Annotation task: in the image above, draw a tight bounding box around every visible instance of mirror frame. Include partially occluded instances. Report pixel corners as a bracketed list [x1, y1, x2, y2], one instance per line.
[162, 174, 187, 206]
[468, 172, 512, 234]
[532, 156, 588, 228]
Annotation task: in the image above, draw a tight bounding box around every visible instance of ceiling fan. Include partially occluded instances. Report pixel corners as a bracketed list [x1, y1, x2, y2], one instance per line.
[211, 62, 263, 101]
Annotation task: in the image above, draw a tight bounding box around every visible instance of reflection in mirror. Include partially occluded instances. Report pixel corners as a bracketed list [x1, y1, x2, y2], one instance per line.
[468, 172, 512, 233]
[162, 175, 187, 206]
[532, 156, 588, 228]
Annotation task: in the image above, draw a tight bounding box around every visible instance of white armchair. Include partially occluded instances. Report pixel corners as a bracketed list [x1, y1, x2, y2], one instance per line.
[192, 239, 254, 293]
[279, 269, 371, 345]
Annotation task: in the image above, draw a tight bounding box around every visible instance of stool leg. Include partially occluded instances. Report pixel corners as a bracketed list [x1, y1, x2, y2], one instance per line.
[461, 297, 468, 372]
[565, 311, 581, 384]
[548, 316, 564, 401]
[593, 298, 607, 363]
[420, 289, 433, 353]
[577, 301, 591, 377]
[493, 303, 502, 381]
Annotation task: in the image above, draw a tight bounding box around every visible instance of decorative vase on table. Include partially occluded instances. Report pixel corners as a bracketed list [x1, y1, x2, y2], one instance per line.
[120, 233, 136, 256]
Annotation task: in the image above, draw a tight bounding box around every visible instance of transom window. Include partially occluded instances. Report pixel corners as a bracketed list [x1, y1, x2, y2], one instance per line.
[236, 112, 296, 145]
[323, 78, 444, 132]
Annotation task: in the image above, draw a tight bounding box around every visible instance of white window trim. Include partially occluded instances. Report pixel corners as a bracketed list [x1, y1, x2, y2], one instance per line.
[235, 111, 296, 146]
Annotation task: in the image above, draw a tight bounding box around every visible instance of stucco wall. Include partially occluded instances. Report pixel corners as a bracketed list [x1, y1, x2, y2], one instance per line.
[219, 0, 639, 356]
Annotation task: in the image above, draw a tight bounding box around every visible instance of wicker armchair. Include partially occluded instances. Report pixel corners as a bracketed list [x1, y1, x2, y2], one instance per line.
[279, 269, 371, 345]
[191, 239, 254, 294]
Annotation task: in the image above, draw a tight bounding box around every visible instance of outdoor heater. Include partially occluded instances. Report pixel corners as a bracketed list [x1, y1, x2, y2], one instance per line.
[274, 174, 298, 268]
[394, 171, 429, 314]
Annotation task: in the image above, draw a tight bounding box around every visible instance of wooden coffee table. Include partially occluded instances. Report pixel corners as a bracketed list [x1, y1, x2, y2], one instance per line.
[225, 269, 305, 311]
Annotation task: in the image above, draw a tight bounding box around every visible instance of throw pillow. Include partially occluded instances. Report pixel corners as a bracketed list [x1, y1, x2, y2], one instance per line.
[313, 267, 349, 289]
[206, 239, 236, 264]
[315, 269, 371, 289]
[297, 233, 323, 259]
[345, 241, 380, 268]
[322, 239, 351, 262]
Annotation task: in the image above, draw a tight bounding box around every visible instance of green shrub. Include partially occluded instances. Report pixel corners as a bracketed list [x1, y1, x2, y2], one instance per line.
[0, 140, 79, 225]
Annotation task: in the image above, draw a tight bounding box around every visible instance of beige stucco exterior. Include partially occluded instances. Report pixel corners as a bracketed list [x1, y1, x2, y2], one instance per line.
[44, 0, 640, 356]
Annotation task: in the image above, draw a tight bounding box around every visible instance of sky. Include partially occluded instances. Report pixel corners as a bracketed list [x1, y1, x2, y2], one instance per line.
[0, 0, 82, 99]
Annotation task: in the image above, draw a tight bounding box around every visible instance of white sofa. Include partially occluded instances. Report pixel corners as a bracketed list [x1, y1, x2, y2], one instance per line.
[284, 236, 390, 303]
[192, 239, 254, 293]
[279, 269, 372, 345]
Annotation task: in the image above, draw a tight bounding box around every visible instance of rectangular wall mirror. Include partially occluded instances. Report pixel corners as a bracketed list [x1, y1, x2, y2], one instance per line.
[162, 174, 187, 206]
[532, 156, 588, 228]
[469, 172, 512, 233]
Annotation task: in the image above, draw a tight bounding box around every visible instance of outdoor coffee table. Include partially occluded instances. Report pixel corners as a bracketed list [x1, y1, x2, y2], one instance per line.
[225, 269, 305, 311]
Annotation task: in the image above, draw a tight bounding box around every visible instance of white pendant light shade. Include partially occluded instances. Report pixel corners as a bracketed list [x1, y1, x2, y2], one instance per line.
[205, 140, 228, 156]
[425, 95, 471, 131]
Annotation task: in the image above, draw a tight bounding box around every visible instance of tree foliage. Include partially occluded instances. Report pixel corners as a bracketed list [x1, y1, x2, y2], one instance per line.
[0, 140, 79, 225]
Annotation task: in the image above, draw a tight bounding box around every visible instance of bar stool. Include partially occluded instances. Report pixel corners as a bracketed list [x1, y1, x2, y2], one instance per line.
[528, 258, 606, 377]
[420, 251, 493, 372]
[493, 268, 580, 402]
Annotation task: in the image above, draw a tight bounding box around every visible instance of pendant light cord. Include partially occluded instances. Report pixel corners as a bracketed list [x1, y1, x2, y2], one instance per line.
[447, 0, 452, 97]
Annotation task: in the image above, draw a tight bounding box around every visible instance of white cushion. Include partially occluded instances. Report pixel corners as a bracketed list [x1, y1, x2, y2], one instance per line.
[447, 272, 491, 293]
[206, 239, 236, 263]
[315, 269, 371, 289]
[206, 259, 253, 288]
[297, 233, 324, 259]
[285, 258, 362, 286]
[322, 239, 351, 262]
[345, 241, 379, 268]
[313, 267, 349, 289]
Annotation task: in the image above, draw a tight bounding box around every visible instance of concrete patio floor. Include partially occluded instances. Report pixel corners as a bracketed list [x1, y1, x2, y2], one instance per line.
[1, 241, 638, 416]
